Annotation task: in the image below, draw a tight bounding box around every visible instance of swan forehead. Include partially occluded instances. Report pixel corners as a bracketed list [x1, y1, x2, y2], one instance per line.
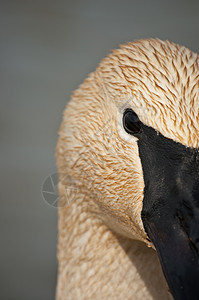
[98, 39, 199, 148]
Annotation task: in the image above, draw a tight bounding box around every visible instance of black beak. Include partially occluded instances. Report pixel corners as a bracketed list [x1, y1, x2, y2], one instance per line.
[138, 124, 199, 300]
[142, 203, 199, 300]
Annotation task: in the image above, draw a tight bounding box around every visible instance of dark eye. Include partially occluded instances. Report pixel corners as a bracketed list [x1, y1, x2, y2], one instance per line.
[123, 109, 142, 136]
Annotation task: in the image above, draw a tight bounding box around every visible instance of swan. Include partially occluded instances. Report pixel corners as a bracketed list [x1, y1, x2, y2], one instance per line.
[56, 39, 199, 300]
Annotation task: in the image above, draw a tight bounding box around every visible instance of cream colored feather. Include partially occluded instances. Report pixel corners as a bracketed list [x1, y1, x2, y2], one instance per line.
[56, 39, 199, 299]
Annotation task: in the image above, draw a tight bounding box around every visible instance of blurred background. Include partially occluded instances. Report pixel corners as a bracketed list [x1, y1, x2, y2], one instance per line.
[1, 0, 199, 299]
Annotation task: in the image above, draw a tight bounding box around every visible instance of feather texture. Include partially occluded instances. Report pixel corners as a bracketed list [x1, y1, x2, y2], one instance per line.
[56, 39, 199, 299]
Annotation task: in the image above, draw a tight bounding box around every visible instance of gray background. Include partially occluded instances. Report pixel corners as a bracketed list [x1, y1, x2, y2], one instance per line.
[1, 0, 199, 299]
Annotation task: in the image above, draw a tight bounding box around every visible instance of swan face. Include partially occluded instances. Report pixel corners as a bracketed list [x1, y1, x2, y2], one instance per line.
[57, 39, 199, 298]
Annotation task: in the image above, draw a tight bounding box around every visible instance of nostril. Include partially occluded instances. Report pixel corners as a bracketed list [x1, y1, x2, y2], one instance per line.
[176, 204, 193, 237]
[176, 202, 199, 256]
[176, 211, 186, 232]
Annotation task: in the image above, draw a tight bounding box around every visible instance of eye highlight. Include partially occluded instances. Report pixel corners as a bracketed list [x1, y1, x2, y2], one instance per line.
[123, 109, 142, 136]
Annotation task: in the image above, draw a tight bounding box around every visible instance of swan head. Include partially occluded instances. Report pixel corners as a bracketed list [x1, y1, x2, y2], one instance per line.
[57, 39, 199, 299]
